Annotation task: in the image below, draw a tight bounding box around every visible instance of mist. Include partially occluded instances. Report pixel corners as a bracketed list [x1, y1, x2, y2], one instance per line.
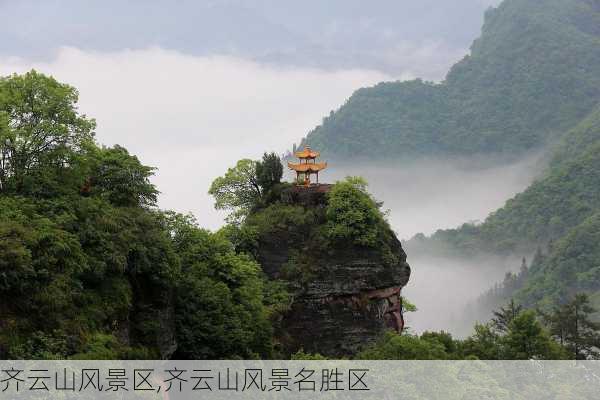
[0, 0, 501, 79]
[401, 253, 525, 336]
[0, 45, 544, 339]
[324, 154, 546, 240]
[322, 154, 546, 336]
[0, 47, 399, 229]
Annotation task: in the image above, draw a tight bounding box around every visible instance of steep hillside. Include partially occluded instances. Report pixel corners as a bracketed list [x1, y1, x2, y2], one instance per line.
[235, 181, 411, 357]
[550, 105, 600, 167]
[298, 0, 600, 159]
[409, 107, 600, 256]
[517, 212, 600, 308]
[408, 105, 600, 316]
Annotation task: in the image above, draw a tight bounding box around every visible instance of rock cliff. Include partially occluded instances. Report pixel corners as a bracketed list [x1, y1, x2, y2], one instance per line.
[247, 183, 410, 357]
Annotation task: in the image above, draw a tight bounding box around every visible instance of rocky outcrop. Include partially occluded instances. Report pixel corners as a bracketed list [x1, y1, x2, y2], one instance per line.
[255, 184, 410, 357]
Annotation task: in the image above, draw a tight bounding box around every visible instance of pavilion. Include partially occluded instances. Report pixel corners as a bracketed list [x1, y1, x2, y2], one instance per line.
[287, 146, 327, 186]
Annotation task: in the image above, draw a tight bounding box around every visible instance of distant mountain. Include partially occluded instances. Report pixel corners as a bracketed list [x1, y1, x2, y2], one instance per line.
[516, 210, 600, 308]
[411, 106, 600, 254]
[0, 0, 496, 78]
[407, 105, 600, 312]
[299, 0, 600, 160]
[310, 0, 600, 314]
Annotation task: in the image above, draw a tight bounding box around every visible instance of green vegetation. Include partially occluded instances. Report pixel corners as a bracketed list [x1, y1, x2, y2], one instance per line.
[409, 106, 600, 314]
[226, 175, 399, 286]
[256, 152, 284, 194]
[540, 294, 600, 359]
[356, 296, 600, 360]
[0, 71, 398, 360]
[291, 0, 600, 343]
[4, 0, 600, 361]
[0, 71, 279, 359]
[358, 310, 567, 360]
[169, 214, 273, 359]
[208, 158, 262, 223]
[515, 213, 600, 309]
[405, 101, 600, 316]
[299, 0, 600, 160]
[293, 0, 600, 331]
[416, 127, 600, 257]
[208, 152, 284, 223]
[325, 176, 392, 247]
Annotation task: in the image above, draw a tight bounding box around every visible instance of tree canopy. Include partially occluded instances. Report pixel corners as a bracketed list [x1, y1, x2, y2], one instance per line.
[326, 176, 388, 247]
[0, 71, 280, 359]
[209, 153, 284, 223]
[0, 70, 95, 194]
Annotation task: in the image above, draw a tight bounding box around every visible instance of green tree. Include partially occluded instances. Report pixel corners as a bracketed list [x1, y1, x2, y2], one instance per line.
[0, 70, 95, 193]
[357, 331, 449, 360]
[553, 294, 600, 359]
[492, 299, 523, 333]
[502, 310, 566, 360]
[169, 214, 273, 359]
[291, 349, 328, 360]
[421, 331, 457, 356]
[255, 152, 283, 193]
[461, 323, 502, 360]
[209, 159, 261, 222]
[539, 304, 570, 348]
[326, 177, 386, 247]
[88, 145, 158, 207]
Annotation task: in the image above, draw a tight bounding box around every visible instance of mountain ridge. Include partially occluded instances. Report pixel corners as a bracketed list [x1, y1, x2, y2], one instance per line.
[297, 0, 600, 160]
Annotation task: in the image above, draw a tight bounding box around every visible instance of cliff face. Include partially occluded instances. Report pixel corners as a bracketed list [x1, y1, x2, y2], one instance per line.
[251, 184, 410, 357]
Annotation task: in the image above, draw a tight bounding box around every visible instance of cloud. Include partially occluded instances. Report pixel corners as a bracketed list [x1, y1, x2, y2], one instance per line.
[402, 252, 523, 336]
[0, 47, 394, 229]
[326, 154, 544, 240]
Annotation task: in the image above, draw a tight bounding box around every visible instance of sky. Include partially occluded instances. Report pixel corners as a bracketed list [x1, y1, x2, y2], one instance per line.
[0, 0, 502, 231]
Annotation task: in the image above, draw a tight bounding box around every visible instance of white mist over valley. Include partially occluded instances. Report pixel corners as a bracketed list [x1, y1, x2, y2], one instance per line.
[0, 47, 543, 337]
[324, 155, 546, 335]
[0, 0, 536, 339]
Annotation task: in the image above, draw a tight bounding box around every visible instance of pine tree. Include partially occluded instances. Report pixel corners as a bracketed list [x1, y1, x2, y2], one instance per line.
[503, 310, 565, 360]
[562, 294, 600, 359]
[256, 152, 283, 193]
[543, 294, 600, 359]
[519, 257, 528, 278]
[539, 306, 569, 347]
[492, 299, 523, 333]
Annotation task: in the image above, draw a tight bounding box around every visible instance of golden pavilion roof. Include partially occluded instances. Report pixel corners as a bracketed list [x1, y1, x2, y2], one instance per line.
[294, 146, 320, 159]
[287, 161, 327, 173]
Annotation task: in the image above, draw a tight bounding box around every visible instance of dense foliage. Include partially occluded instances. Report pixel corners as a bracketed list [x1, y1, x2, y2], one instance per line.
[325, 176, 391, 247]
[4, 0, 600, 361]
[410, 105, 600, 312]
[0, 71, 278, 359]
[208, 159, 262, 223]
[208, 152, 284, 223]
[168, 214, 273, 359]
[298, 0, 600, 160]
[356, 296, 600, 360]
[221, 175, 400, 290]
[515, 212, 600, 309]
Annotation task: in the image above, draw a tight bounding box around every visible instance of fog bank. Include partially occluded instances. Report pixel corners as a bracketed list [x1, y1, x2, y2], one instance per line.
[0, 47, 398, 229]
[321, 155, 546, 336]
[324, 154, 545, 240]
[401, 254, 524, 336]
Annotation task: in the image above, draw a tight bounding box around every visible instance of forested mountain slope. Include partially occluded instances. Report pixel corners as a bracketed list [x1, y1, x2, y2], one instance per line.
[409, 107, 600, 254]
[517, 211, 600, 308]
[408, 106, 600, 312]
[298, 0, 600, 159]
